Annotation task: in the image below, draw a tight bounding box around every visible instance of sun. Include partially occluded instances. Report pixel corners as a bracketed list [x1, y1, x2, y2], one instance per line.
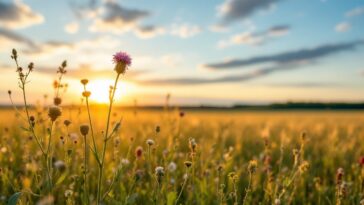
[87, 79, 135, 104]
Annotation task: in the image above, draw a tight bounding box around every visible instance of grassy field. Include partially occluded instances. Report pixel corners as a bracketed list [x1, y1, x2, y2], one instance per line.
[1, 108, 364, 205]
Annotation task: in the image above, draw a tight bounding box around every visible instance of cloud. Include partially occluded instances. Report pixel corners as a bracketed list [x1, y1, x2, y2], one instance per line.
[0, 0, 44, 29]
[65, 22, 79, 34]
[0, 28, 36, 50]
[335, 22, 351, 33]
[217, 0, 280, 25]
[206, 40, 364, 70]
[139, 61, 308, 85]
[89, 1, 151, 34]
[170, 23, 202, 38]
[135, 25, 165, 39]
[346, 6, 364, 17]
[218, 25, 290, 48]
[266, 82, 341, 88]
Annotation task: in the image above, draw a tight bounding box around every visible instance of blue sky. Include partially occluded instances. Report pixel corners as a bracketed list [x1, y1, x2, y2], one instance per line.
[0, 0, 363, 105]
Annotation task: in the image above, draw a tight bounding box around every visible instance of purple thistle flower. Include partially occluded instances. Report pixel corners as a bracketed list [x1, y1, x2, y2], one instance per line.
[113, 52, 132, 66]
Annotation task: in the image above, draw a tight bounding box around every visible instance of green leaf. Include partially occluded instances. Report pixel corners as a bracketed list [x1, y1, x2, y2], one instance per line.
[167, 192, 177, 205]
[8, 192, 21, 205]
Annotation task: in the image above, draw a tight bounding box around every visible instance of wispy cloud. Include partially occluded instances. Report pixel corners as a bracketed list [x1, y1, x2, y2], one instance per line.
[0, 28, 36, 50]
[346, 6, 364, 17]
[0, 0, 44, 29]
[205, 40, 364, 70]
[64, 22, 79, 34]
[170, 23, 202, 38]
[139, 61, 308, 85]
[335, 22, 351, 33]
[217, 0, 281, 25]
[266, 82, 342, 88]
[218, 25, 290, 48]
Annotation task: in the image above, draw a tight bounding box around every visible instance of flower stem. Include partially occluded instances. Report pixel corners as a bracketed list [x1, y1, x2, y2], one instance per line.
[96, 73, 120, 204]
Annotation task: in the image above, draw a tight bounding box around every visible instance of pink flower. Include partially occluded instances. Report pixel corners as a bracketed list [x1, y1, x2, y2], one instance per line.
[113, 52, 132, 66]
[113, 52, 131, 74]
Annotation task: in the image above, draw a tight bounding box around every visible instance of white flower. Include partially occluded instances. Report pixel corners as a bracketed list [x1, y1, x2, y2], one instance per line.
[121, 158, 130, 165]
[147, 139, 155, 146]
[168, 162, 177, 172]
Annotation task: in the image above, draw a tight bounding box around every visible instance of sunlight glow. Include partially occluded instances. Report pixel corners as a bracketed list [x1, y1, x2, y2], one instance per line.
[87, 79, 135, 104]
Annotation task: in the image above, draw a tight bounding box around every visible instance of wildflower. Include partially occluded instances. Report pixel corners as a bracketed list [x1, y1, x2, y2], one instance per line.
[336, 168, 344, 185]
[7, 90, 11, 95]
[28, 62, 34, 72]
[121, 158, 130, 165]
[82, 91, 91, 98]
[155, 125, 161, 133]
[64, 190, 73, 198]
[48, 106, 62, 121]
[134, 169, 144, 181]
[113, 51, 132, 74]
[29, 116, 35, 122]
[248, 160, 258, 174]
[359, 156, 364, 166]
[299, 161, 309, 173]
[11, 48, 17, 61]
[274, 198, 281, 205]
[54, 160, 66, 172]
[135, 146, 143, 159]
[168, 162, 177, 172]
[53, 97, 62, 106]
[228, 172, 237, 180]
[184, 161, 192, 168]
[64, 120, 71, 127]
[146, 139, 155, 146]
[36, 195, 54, 205]
[179, 111, 185, 118]
[80, 124, 89, 136]
[155, 166, 165, 177]
[189, 138, 197, 152]
[57, 60, 67, 74]
[80, 79, 89, 85]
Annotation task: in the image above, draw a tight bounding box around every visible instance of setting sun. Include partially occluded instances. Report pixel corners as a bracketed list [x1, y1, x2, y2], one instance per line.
[86, 79, 135, 104]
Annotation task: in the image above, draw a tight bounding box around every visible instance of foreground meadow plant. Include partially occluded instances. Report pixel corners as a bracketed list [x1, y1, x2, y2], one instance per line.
[8, 49, 66, 194]
[94, 51, 132, 204]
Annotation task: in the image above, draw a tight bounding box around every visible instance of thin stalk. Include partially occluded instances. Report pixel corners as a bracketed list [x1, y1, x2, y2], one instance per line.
[45, 121, 55, 192]
[96, 73, 120, 204]
[83, 134, 89, 204]
[84, 86, 99, 161]
[242, 173, 253, 205]
[175, 170, 189, 205]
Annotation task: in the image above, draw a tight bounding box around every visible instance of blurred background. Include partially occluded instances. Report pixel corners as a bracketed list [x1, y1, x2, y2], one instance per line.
[0, 0, 363, 106]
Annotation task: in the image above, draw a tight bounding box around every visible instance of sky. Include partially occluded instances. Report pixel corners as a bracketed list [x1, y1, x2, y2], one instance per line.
[0, 0, 363, 106]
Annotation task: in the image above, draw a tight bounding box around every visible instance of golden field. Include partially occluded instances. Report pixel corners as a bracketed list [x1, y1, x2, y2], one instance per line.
[1, 108, 364, 204]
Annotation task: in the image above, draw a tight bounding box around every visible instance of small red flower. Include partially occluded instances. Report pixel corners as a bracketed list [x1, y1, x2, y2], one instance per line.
[359, 156, 364, 166]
